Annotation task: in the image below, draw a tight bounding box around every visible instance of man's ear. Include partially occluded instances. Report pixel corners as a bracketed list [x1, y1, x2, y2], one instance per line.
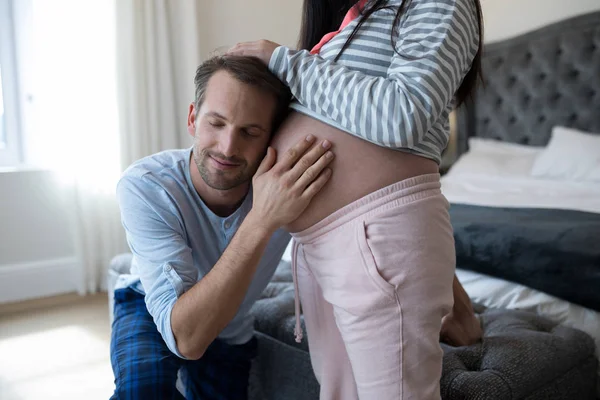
[187, 102, 198, 138]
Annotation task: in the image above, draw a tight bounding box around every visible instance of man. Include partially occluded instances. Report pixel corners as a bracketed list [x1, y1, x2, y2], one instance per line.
[111, 55, 334, 399]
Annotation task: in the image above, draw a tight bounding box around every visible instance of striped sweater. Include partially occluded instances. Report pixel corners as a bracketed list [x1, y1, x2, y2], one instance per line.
[268, 0, 480, 164]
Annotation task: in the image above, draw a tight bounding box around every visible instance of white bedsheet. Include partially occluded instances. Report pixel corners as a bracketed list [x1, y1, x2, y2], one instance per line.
[441, 174, 600, 214]
[442, 173, 600, 386]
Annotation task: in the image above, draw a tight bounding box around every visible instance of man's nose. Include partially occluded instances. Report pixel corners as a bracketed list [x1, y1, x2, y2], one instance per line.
[219, 128, 240, 157]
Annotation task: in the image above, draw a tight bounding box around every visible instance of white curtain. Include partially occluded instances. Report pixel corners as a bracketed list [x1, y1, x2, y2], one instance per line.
[115, 0, 204, 168]
[22, 0, 125, 294]
[23, 0, 204, 294]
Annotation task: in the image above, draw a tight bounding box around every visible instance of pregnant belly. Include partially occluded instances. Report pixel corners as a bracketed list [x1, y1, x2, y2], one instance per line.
[270, 111, 439, 233]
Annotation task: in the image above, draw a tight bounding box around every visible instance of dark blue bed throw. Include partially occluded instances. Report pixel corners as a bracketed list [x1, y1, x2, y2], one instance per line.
[450, 204, 600, 311]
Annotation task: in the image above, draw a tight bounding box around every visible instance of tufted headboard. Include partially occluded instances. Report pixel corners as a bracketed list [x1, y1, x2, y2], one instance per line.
[455, 11, 600, 157]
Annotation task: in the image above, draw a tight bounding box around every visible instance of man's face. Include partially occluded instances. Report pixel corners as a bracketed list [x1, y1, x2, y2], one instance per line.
[188, 70, 276, 191]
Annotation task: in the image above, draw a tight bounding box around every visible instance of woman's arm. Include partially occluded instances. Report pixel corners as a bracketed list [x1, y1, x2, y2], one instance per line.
[231, 0, 479, 151]
[273, 0, 478, 149]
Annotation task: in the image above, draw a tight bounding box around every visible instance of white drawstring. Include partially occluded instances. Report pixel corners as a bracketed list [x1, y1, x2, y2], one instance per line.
[291, 240, 303, 343]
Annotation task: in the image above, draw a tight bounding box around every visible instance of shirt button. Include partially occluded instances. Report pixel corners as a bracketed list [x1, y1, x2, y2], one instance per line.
[224, 221, 231, 229]
[164, 265, 172, 272]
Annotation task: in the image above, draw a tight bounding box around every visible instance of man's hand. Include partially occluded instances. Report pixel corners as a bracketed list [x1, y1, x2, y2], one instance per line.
[249, 135, 334, 232]
[227, 40, 281, 66]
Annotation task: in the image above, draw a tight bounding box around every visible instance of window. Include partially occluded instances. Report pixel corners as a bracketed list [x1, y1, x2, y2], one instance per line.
[0, 0, 23, 167]
[0, 0, 118, 172]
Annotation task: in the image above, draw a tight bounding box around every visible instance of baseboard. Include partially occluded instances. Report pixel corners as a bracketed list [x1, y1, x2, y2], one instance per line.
[0, 257, 80, 304]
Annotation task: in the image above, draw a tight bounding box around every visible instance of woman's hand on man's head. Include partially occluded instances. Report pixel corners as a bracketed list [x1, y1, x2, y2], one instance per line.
[227, 40, 281, 66]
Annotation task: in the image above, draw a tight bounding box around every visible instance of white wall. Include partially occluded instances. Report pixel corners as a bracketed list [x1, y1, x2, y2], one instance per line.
[0, 171, 75, 263]
[482, 0, 600, 43]
[197, 0, 600, 54]
[198, 0, 302, 60]
[0, 170, 80, 303]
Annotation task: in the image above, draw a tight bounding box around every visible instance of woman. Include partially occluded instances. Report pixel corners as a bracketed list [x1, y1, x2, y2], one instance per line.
[230, 0, 483, 398]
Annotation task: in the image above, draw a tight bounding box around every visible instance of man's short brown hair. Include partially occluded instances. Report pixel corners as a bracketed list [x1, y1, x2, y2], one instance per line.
[194, 55, 291, 132]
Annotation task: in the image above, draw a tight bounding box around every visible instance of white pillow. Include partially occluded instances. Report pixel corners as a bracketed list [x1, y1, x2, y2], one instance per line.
[531, 126, 600, 182]
[447, 137, 543, 179]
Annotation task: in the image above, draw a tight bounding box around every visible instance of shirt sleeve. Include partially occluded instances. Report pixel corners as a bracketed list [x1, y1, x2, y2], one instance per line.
[268, 0, 479, 150]
[117, 175, 199, 359]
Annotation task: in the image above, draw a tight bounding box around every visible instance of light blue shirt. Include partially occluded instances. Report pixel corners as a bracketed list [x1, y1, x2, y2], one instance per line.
[115, 148, 291, 358]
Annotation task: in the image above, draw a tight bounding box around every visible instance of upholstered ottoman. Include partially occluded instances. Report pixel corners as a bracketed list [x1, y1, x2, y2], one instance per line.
[108, 254, 598, 399]
[249, 261, 599, 400]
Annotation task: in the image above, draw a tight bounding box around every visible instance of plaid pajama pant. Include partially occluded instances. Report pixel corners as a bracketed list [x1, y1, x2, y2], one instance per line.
[110, 288, 257, 400]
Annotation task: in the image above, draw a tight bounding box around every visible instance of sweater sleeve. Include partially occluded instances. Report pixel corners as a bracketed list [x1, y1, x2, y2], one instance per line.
[268, 0, 479, 150]
[117, 175, 197, 359]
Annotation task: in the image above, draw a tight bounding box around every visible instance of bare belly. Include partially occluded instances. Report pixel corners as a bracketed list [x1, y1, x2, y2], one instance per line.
[270, 111, 439, 232]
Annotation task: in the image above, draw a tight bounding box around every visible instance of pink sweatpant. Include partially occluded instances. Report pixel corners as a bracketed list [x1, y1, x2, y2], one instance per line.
[290, 174, 455, 400]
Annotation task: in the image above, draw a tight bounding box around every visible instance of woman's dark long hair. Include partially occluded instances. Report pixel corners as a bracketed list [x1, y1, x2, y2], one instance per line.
[298, 0, 484, 106]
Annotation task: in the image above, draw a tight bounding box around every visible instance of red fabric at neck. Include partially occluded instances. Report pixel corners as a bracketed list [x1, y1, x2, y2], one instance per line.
[310, 0, 368, 55]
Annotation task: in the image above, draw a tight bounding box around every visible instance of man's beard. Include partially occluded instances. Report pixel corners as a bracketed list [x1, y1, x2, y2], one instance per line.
[193, 147, 255, 190]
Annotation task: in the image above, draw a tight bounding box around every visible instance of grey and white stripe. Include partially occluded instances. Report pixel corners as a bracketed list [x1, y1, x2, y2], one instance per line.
[268, 0, 479, 164]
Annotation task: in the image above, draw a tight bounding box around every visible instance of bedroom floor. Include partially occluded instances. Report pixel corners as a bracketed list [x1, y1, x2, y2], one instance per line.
[0, 293, 114, 400]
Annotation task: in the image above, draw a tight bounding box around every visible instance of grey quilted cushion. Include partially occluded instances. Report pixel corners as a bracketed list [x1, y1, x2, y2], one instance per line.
[251, 260, 599, 399]
[441, 310, 597, 399]
[252, 260, 310, 352]
[110, 253, 134, 275]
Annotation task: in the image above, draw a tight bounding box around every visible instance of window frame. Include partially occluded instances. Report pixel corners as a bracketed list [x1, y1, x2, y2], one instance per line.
[0, 0, 24, 167]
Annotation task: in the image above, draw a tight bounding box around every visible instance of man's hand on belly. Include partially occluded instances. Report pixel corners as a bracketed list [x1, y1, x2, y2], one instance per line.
[248, 135, 335, 232]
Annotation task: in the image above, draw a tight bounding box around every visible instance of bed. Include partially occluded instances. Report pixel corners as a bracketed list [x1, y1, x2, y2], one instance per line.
[442, 9, 600, 392]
